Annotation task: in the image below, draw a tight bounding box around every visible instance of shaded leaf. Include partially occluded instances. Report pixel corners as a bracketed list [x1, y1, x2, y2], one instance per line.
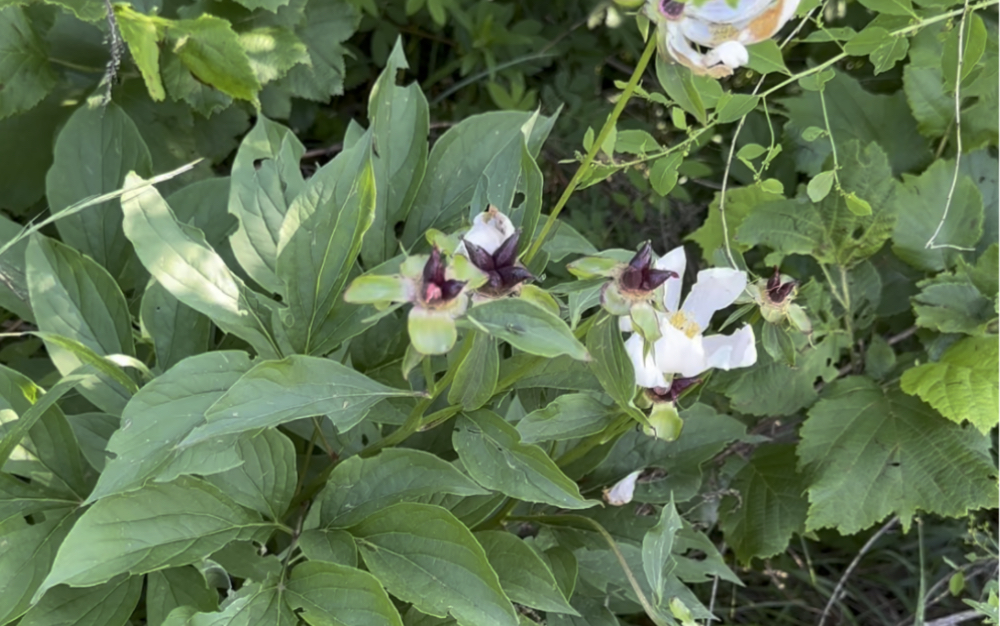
[22, 574, 142, 626]
[464, 298, 588, 361]
[286, 560, 403, 626]
[206, 428, 297, 519]
[475, 530, 577, 615]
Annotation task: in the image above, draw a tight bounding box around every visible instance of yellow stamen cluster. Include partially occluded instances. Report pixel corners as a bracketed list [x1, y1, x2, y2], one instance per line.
[668, 311, 700, 339]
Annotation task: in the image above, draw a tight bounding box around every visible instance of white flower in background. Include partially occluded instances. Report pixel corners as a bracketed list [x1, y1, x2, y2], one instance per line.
[603, 470, 643, 506]
[625, 246, 757, 385]
[647, 0, 801, 77]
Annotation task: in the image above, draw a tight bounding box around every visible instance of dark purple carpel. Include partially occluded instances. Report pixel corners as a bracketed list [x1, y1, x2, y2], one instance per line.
[421, 247, 466, 304]
[464, 231, 533, 296]
[659, 0, 685, 19]
[620, 242, 679, 293]
[647, 376, 700, 402]
[765, 267, 797, 304]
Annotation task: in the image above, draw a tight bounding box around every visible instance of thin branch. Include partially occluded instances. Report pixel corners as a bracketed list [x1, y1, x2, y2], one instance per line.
[925, 611, 984, 626]
[926, 0, 974, 252]
[818, 516, 900, 626]
[99, 0, 124, 104]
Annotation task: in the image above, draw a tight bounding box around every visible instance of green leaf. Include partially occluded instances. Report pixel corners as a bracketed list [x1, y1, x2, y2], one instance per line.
[870, 35, 909, 74]
[942, 14, 987, 91]
[807, 171, 836, 203]
[858, 0, 914, 14]
[276, 136, 376, 354]
[140, 280, 212, 372]
[655, 57, 705, 125]
[745, 40, 791, 76]
[276, 0, 360, 102]
[464, 298, 588, 361]
[517, 393, 614, 444]
[402, 111, 553, 246]
[903, 65, 952, 137]
[115, 5, 165, 101]
[22, 574, 142, 626]
[0, 6, 56, 119]
[475, 530, 578, 615]
[317, 448, 488, 528]
[46, 100, 152, 281]
[448, 331, 499, 410]
[912, 268, 996, 335]
[38, 477, 266, 597]
[168, 15, 260, 102]
[0, 473, 76, 524]
[182, 355, 417, 445]
[642, 498, 683, 605]
[0, 96, 70, 211]
[146, 567, 219, 626]
[453, 411, 594, 509]
[161, 579, 296, 625]
[86, 351, 252, 503]
[240, 27, 309, 84]
[26, 235, 136, 415]
[120, 172, 280, 358]
[900, 336, 999, 435]
[892, 160, 984, 271]
[844, 27, 892, 56]
[798, 377, 999, 534]
[350, 502, 518, 626]
[715, 94, 760, 124]
[205, 429, 296, 519]
[720, 444, 808, 563]
[649, 152, 682, 196]
[0, 215, 32, 321]
[227, 115, 306, 294]
[298, 529, 358, 566]
[364, 37, 430, 267]
[781, 71, 930, 176]
[286, 561, 404, 626]
[0, 513, 77, 624]
[687, 184, 784, 262]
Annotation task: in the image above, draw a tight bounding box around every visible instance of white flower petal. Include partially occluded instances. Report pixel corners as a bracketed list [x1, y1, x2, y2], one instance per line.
[654, 246, 687, 313]
[463, 208, 515, 254]
[626, 333, 668, 388]
[703, 325, 757, 370]
[684, 0, 776, 26]
[603, 470, 643, 506]
[681, 268, 747, 330]
[705, 41, 749, 69]
[619, 316, 634, 333]
[653, 321, 709, 378]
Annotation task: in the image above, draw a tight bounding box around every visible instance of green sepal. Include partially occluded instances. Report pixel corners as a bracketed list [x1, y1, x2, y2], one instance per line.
[408, 306, 459, 355]
[787, 304, 812, 335]
[630, 301, 661, 345]
[601, 282, 631, 316]
[344, 275, 412, 305]
[642, 401, 683, 442]
[451, 254, 488, 290]
[426, 228, 460, 254]
[567, 256, 621, 279]
[401, 254, 429, 280]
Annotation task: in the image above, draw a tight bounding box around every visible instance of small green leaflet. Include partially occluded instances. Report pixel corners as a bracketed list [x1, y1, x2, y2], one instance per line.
[642, 498, 683, 606]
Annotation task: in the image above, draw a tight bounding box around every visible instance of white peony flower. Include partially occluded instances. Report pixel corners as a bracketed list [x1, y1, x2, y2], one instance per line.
[603, 470, 643, 506]
[626, 246, 757, 384]
[457, 206, 515, 256]
[649, 0, 801, 77]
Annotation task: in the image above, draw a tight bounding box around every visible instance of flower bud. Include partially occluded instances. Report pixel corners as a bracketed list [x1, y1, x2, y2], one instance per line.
[642, 401, 684, 442]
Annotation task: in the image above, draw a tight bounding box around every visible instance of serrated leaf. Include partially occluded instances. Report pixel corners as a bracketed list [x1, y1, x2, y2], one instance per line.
[277, 0, 360, 102]
[517, 393, 614, 444]
[276, 137, 377, 354]
[0, 512, 76, 624]
[38, 477, 266, 598]
[120, 172, 280, 358]
[168, 15, 260, 102]
[286, 560, 403, 626]
[475, 530, 578, 615]
[240, 27, 309, 84]
[798, 377, 998, 534]
[206, 429, 296, 519]
[146, 567, 218, 626]
[227, 115, 306, 294]
[720, 444, 808, 563]
[22, 574, 142, 626]
[0, 6, 56, 119]
[26, 235, 136, 415]
[912, 269, 996, 335]
[892, 160, 984, 271]
[317, 448, 488, 528]
[903, 65, 952, 137]
[900, 336, 999, 434]
[448, 331, 499, 410]
[350, 502, 519, 626]
[453, 411, 594, 509]
[687, 185, 784, 261]
[642, 497, 683, 605]
[182, 355, 416, 445]
[115, 5, 165, 101]
[86, 351, 252, 503]
[46, 100, 152, 281]
[464, 298, 588, 361]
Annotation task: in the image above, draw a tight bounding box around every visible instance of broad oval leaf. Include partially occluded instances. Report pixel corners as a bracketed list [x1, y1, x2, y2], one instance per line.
[447, 331, 499, 411]
[463, 298, 589, 361]
[206, 428, 297, 520]
[317, 448, 488, 528]
[38, 476, 266, 598]
[286, 560, 403, 626]
[453, 411, 594, 510]
[475, 530, 578, 615]
[182, 355, 418, 445]
[517, 393, 614, 444]
[22, 574, 142, 626]
[350, 502, 518, 626]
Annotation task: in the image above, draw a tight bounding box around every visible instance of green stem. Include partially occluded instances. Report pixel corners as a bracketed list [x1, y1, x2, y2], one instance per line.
[522, 34, 658, 265]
